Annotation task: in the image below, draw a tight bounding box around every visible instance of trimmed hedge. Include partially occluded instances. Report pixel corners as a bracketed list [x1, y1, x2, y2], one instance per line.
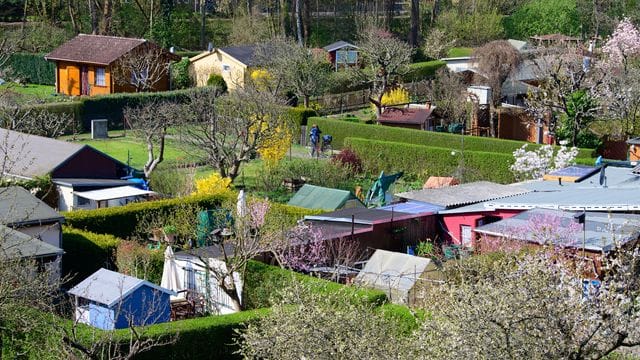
[404, 60, 447, 82]
[345, 137, 517, 183]
[62, 227, 121, 286]
[312, 117, 596, 159]
[286, 106, 317, 127]
[6, 53, 56, 85]
[63, 194, 229, 239]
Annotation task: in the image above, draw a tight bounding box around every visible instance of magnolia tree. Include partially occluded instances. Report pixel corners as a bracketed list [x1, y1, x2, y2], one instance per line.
[597, 18, 640, 137]
[510, 144, 579, 181]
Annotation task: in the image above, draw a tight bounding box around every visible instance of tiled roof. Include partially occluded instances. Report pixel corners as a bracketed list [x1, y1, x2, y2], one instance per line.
[45, 34, 147, 65]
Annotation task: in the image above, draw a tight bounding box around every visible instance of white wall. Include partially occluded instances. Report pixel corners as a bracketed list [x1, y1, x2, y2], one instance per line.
[18, 223, 61, 248]
[57, 184, 74, 212]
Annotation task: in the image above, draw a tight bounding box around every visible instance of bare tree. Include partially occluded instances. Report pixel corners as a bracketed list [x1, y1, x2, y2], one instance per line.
[0, 94, 74, 138]
[124, 101, 177, 178]
[0, 34, 18, 77]
[177, 85, 291, 180]
[255, 37, 331, 107]
[425, 68, 470, 125]
[423, 28, 456, 60]
[409, 0, 420, 47]
[473, 40, 522, 137]
[357, 26, 413, 116]
[111, 44, 173, 93]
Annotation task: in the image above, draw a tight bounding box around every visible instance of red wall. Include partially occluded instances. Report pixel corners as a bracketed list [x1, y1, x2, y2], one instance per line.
[52, 147, 127, 179]
[441, 209, 523, 245]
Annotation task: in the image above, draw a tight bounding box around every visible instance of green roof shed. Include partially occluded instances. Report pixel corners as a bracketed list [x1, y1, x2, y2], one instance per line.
[287, 184, 364, 211]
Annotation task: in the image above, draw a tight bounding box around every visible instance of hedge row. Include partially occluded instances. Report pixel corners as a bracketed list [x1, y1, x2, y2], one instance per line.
[5, 53, 55, 85]
[312, 117, 596, 158]
[345, 137, 517, 183]
[63, 194, 230, 239]
[62, 227, 122, 287]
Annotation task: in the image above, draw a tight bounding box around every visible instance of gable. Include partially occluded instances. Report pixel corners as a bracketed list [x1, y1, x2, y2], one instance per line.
[51, 146, 129, 179]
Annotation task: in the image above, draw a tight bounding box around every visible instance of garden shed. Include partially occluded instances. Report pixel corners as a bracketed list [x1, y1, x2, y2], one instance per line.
[287, 184, 364, 211]
[68, 268, 175, 330]
[323, 40, 358, 70]
[355, 249, 441, 305]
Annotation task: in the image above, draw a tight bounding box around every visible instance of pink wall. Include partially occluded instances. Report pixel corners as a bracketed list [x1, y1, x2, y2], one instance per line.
[441, 209, 522, 245]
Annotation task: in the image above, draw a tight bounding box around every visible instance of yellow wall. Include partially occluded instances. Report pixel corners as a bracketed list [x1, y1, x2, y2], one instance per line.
[189, 50, 248, 90]
[58, 61, 81, 96]
[88, 66, 111, 96]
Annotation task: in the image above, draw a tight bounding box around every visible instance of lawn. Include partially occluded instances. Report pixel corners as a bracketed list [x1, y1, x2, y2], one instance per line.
[0, 83, 63, 103]
[447, 47, 473, 57]
[61, 131, 201, 169]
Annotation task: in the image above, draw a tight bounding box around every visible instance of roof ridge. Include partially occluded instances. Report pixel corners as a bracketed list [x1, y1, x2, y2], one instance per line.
[77, 33, 147, 42]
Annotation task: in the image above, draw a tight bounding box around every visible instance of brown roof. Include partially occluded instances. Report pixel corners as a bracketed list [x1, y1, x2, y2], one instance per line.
[377, 107, 432, 125]
[45, 34, 148, 65]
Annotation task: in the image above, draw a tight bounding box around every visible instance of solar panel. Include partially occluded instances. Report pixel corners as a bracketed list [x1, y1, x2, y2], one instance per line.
[545, 165, 599, 182]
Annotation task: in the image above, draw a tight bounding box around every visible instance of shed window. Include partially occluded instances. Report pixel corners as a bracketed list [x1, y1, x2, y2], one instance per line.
[222, 64, 231, 72]
[95, 67, 106, 86]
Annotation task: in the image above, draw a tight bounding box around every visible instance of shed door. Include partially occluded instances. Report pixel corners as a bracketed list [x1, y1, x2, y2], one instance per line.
[461, 225, 472, 247]
[81, 65, 89, 95]
[67, 65, 81, 96]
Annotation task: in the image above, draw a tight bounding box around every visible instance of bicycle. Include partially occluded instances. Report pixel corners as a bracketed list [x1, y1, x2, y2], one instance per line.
[321, 134, 333, 156]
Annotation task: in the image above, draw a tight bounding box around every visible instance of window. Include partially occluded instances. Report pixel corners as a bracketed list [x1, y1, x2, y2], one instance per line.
[95, 67, 106, 86]
[222, 64, 231, 72]
[76, 196, 90, 207]
[460, 225, 472, 247]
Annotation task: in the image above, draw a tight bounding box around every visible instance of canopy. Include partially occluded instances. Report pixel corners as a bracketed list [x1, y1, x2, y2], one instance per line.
[74, 186, 155, 201]
[161, 246, 183, 300]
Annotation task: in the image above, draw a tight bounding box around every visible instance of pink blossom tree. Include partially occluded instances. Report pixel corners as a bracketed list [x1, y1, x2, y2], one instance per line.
[602, 18, 640, 68]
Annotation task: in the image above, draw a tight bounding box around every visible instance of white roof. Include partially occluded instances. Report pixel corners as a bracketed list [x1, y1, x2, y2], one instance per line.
[355, 250, 432, 299]
[74, 185, 155, 201]
[68, 268, 175, 307]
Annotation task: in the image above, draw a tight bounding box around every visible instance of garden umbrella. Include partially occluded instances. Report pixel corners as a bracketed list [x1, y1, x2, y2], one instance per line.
[237, 189, 246, 218]
[161, 246, 182, 300]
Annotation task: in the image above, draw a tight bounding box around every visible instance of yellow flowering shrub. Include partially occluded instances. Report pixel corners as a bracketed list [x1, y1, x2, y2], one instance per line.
[251, 69, 274, 91]
[193, 173, 233, 196]
[372, 87, 410, 112]
[258, 125, 292, 165]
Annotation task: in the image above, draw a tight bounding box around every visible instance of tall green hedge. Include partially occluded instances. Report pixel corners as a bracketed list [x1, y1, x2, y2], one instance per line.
[64, 194, 229, 239]
[62, 227, 122, 286]
[6, 53, 55, 85]
[404, 60, 446, 82]
[312, 117, 595, 158]
[345, 137, 517, 183]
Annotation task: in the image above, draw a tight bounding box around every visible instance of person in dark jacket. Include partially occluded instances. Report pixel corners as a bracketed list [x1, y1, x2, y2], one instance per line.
[309, 124, 321, 157]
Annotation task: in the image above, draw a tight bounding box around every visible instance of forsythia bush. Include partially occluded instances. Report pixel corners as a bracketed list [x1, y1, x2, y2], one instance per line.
[251, 69, 274, 91]
[258, 125, 292, 165]
[373, 87, 410, 112]
[193, 173, 233, 196]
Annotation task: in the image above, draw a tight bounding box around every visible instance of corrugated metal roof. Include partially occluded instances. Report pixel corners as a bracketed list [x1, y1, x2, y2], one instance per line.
[305, 207, 413, 225]
[0, 224, 63, 259]
[486, 187, 640, 211]
[287, 184, 362, 211]
[52, 178, 132, 188]
[475, 208, 640, 252]
[68, 268, 174, 307]
[396, 181, 530, 208]
[0, 186, 63, 226]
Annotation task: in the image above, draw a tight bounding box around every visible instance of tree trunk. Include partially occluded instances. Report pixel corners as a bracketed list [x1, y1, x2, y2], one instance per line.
[200, 0, 206, 49]
[295, 0, 303, 46]
[409, 0, 419, 47]
[303, 95, 310, 108]
[430, 0, 439, 27]
[100, 0, 113, 34]
[303, 0, 310, 45]
[246, 0, 252, 15]
[383, 0, 393, 31]
[68, 0, 80, 33]
[88, 0, 98, 34]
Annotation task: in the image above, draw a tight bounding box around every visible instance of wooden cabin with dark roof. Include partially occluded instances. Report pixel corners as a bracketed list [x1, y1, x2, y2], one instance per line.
[45, 34, 179, 96]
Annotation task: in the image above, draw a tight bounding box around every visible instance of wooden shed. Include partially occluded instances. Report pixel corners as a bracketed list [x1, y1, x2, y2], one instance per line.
[323, 41, 359, 71]
[45, 34, 179, 96]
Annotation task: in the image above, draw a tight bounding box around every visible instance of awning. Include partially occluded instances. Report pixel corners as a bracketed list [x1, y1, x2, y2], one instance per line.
[74, 186, 155, 201]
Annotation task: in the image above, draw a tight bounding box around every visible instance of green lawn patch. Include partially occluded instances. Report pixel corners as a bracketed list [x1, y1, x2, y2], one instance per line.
[0, 83, 61, 103]
[447, 47, 473, 57]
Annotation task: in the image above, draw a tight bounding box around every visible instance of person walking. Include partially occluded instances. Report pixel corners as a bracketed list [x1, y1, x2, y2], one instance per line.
[309, 124, 321, 157]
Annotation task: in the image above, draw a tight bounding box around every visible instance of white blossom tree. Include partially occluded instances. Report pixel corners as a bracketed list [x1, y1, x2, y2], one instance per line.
[510, 144, 579, 181]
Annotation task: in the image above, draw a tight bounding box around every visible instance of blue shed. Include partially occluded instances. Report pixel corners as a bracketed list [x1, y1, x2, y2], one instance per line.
[68, 268, 175, 330]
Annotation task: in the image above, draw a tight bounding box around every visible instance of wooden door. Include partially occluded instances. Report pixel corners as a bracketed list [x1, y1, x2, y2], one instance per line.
[81, 65, 89, 95]
[67, 65, 81, 96]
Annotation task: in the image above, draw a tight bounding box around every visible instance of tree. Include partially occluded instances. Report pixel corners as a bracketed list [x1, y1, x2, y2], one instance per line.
[503, 0, 581, 40]
[425, 68, 469, 124]
[177, 85, 291, 180]
[124, 101, 177, 178]
[473, 40, 523, 137]
[416, 248, 640, 359]
[526, 46, 603, 146]
[423, 28, 456, 60]
[111, 44, 172, 92]
[510, 143, 578, 181]
[255, 37, 331, 107]
[357, 26, 413, 116]
[409, 0, 420, 47]
[435, 5, 504, 46]
[237, 281, 410, 359]
[0, 95, 74, 138]
[0, 31, 17, 78]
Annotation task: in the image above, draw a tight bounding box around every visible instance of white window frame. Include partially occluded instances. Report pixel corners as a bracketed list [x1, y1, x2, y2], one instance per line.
[95, 67, 106, 86]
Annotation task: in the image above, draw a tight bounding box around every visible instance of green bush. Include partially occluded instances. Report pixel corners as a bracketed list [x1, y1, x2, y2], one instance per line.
[311, 117, 595, 158]
[404, 60, 446, 82]
[171, 57, 192, 90]
[6, 53, 56, 85]
[206, 73, 227, 92]
[286, 106, 317, 127]
[61, 227, 122, 286]
[345, 137, 517, 183]
[503, 0, 581, 40]
[64, 194, 229, 239]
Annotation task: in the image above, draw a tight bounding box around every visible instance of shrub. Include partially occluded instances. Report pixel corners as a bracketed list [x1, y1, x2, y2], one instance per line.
[61, 227, 122, 286]
[207, 73, 227, 93]
[331, 147, 363, 173]
[64, 194, 229, 239]
[148, 164, 195, 197]
[286, 106, 317, 127]
[373, 87, 410, 113]
[171, 57, 192, 89]
[115, 240, 164, 284]
[262, 158, 356, 190]
[311, 117, 595, 158]
[6, 53, 56, 85]
[193, 173, 233, 197]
